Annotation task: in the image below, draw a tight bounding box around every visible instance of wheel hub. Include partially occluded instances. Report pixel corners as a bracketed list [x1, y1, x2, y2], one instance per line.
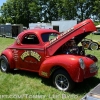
[60, 80, 64, 84]
[55, 74, 69, 91]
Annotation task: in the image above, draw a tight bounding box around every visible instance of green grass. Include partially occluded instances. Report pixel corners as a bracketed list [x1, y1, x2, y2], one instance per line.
[0, 35, 100, 100]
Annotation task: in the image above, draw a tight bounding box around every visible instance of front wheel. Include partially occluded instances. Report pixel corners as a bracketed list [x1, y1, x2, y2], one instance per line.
[0, 55, 10, 73]
[52, 69, 75, 92]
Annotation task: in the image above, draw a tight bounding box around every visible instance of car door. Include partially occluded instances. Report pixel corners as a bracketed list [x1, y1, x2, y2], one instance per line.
[16, 33, 45, 72]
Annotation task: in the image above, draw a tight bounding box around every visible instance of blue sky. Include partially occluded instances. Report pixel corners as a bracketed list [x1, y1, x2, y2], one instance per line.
[0, 0, 7, 7]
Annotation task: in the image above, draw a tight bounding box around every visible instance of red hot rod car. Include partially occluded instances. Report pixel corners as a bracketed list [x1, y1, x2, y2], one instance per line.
[0, 19, 99, 91]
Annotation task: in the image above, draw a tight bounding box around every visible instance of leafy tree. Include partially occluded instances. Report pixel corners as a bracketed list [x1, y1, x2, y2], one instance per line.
[92, 0, 100, 21]
[0, 0, 39, 27]
[74, 0, 93, 21]
[0, 0, 100, 26]
[38, 0, 63, 22]
[60, 0, 77, 20]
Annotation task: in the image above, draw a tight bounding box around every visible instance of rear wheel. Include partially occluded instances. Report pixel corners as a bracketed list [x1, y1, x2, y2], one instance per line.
[0, 55, 10, 73]
[53, 69, 75, 91]
[89, 42, 99, 50]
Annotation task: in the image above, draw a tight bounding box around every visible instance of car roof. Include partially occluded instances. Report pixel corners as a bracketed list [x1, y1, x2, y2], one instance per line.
[18, 28, 59, 38]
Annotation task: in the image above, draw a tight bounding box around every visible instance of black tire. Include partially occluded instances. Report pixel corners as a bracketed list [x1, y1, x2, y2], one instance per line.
[0, 55, 10, 73]
[89, 42, 99, 50]
[53, 69, 75, 92]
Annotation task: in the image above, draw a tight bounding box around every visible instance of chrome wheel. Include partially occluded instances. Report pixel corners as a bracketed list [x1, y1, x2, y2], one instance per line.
[1, 59, 7, 72]
[89, 42, 99, 50]
[0, 55, 10, 73]
[55, 74, 69, 91]
[53, 69, 75, 91]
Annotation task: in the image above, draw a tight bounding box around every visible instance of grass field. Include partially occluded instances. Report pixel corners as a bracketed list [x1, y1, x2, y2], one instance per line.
[0, 35, 100, 100]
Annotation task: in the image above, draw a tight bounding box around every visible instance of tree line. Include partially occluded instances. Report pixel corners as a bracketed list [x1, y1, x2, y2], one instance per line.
[0, 0, 100, 27]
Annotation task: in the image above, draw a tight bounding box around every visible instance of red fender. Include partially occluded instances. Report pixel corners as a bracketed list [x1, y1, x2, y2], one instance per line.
[39, 55, 84, 82]
[1, 49, 15, 69]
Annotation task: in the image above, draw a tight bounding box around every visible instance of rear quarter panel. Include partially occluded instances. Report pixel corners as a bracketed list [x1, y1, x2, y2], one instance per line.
[1, 49, 15, 69]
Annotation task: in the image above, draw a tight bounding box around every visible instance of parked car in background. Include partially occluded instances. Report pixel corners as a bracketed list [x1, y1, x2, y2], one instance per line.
[92, 29, 100, 35]
[81, 38, 100, 50]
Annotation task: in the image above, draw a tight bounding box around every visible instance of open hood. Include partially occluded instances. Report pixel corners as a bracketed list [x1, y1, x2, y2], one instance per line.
[45, 19, 97, 56]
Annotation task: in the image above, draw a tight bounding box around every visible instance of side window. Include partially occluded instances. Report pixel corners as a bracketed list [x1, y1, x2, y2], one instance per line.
[41, 33, 58, 42]
[22, 34, 39, 44]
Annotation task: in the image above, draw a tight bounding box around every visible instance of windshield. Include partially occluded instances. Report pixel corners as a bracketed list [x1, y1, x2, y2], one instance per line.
[41, 32, 58, 42]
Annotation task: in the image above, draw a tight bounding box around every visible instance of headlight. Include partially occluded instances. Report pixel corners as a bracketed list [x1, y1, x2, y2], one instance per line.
[90, 63, 98, 73]
[79, 58, 85, 69]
